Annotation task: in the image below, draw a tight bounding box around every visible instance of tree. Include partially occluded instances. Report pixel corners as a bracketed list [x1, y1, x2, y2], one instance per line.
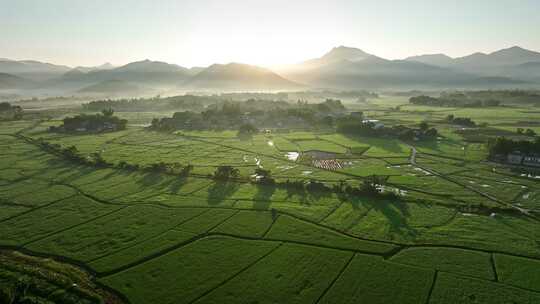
[238, 123, 258, 137]
[253, 168, 274, 184]
[517, 128, 524, 135]
[525, 129, 537, 137]
[214, 165, 240, 180]
[102, 108, 114, 117]
[419, 121, 429, 131]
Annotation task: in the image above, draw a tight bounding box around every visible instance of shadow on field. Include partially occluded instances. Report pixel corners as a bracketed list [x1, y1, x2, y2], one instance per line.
[252, 184, 276, 210]
[344, 194, 417, 238]
[206, 181, 240, 205]
[168, 177, 189, 194]
[343, 134, 404, 155]
[139, 172, 164, 186]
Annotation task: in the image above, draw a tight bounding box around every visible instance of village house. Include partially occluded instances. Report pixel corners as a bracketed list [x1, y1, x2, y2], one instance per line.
[507, 152, 524, 165]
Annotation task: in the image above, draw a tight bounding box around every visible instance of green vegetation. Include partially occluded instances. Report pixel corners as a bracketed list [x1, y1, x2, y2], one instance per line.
[0, 250, 122, 304]
[0, 102, 23, 120]
[494, 254, 540, 291]
[49, 109, 127, 133]
[1, 91, 540, 304]
[391, 247, 494, 280]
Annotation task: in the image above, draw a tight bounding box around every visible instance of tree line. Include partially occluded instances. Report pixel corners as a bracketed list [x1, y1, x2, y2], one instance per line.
[49, 109, 127, 133]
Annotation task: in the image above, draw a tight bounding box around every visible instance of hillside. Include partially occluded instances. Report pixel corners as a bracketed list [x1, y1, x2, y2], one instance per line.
[0, 59, 70, 80]
[0, 73, 34, 89]
[77, 79, 146, 95]
[277, 46, 539, 89]
[185, 63, 301, 90]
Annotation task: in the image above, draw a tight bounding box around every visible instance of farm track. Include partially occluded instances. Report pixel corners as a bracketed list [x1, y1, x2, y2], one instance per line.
[410, 147, 539, 220]
[425, 271, 438, 304]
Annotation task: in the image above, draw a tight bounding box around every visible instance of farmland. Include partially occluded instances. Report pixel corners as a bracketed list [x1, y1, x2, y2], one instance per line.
[1, 96, 540, 304]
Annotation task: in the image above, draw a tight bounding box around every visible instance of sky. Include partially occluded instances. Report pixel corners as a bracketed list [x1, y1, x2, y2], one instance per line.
[1, 0, 540, 68]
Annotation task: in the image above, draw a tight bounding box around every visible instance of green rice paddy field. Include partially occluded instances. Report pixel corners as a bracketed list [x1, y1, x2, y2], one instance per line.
[1, 102, 540, 304]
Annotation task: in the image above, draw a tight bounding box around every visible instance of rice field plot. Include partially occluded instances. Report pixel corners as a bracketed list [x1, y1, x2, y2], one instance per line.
[175, 208, 237, 234]
[1, 184, 76, 207]
[265, 215, 398, 254]
[280, 131, 319, 141]
[415, 157, 469, 175]
[192, 243, 353, 304]
[384, 202, 458, 229]
[271, 135, 299, 151]
[448, 172, 532, 203]
[0, 120, 35, 134]
[0, 203, 32, 221]
[345, 200, 424, 243]
[391, 247, 494, 280]
[339, 158, 402, 176]
[360, 137, 411, 158]
[417, 213, 540, 258]
[429, 272, 540, 304]
[386, 175, 486, 205]
[318, 253, 434, 304]
[415, 139, 487, 162]
[27, 205, 204, 262]
[0, 195, 120, 246]
[179, 130, 238, 139]
[89, 230, 198, 274]
[294, 139, 348, 154]
[320, 199, 373, 229]
[100, 237, 280, 304]
[494, 254, 540, 291]
[212, 210, 274, 238]
[319, 133, 370, 150]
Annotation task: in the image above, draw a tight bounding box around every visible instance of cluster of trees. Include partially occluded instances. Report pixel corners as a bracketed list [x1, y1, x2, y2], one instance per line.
[49, 109, 127, 133]
[36, 138, 198, 176]
[337, 115, 437, 141]
[409, 95, 500, 107]
[447, 90, 540, 105]
[517, 128, 537, 137]
[445, 114, 477, 127]
[0, 102, 23, 120]
[82, 95, 221, 112]
[487, 137, 540, 156]
[150, 99, 347, 132]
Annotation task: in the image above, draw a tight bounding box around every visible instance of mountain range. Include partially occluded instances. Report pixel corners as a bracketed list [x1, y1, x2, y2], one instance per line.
[1, 45, 540, 95]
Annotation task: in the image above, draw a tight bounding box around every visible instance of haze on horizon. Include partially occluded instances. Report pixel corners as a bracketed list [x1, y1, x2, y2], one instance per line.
[1, 0, 540, 68]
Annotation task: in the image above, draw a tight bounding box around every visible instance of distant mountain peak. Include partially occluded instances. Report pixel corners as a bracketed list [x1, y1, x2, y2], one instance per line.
[321, 46, 372, 62]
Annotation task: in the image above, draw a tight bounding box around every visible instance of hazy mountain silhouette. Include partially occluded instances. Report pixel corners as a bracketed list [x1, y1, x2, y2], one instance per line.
[0, 59, 70, 81]
[405, 54, 454, 67]
[278, 46, 537, 89]
[1, 45, 539, 93]
[0, 73, 35, 89]
[406, 46, 540, 81]
[185, 63, 302, 90]
[72, 63, 115, 73]
[77, 79, 147, 95]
